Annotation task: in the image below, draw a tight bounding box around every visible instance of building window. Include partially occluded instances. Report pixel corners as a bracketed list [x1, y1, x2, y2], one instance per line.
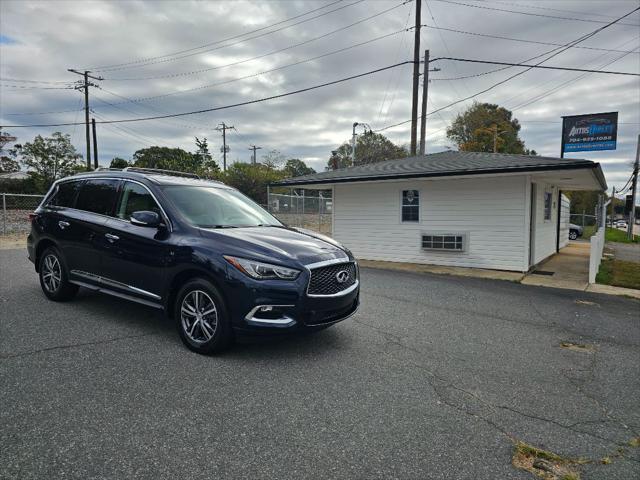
[422, 234, 466, 252]
[544, 191, 552, 221]
[401, 190, 419, 222]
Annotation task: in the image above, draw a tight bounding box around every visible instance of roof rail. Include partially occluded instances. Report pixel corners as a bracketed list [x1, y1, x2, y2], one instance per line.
[122, 167, 200, 179]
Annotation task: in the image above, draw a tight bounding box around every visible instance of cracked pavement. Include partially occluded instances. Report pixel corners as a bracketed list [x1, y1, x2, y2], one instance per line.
[1, 248, 639, 479]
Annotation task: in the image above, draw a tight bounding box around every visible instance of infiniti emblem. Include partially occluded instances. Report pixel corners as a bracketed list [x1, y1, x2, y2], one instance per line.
[335, 270, 349, 284]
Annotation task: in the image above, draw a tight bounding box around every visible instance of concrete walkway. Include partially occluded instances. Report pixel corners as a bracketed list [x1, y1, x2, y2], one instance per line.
[521, 242, 590, 291]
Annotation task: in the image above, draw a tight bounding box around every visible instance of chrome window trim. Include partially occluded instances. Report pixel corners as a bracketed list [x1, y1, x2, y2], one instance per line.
[45, 176, 173, 232]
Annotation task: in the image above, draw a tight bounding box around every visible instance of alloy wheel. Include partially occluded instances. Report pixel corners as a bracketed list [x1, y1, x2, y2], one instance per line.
[42, 254, 62, 293]
[180, 290, 218, 343]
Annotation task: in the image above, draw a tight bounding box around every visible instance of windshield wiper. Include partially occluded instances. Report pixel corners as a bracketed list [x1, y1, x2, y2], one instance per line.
[201, 224, 237, 229]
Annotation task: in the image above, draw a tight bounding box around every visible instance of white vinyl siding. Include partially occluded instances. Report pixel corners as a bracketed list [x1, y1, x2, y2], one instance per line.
[333, 175, 529, 271]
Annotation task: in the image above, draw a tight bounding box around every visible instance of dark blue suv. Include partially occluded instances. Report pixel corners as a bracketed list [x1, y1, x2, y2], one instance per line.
[27, 168, 359, 354]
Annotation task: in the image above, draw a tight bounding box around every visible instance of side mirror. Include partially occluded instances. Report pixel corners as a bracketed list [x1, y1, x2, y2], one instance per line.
[130, 210, 161, 228]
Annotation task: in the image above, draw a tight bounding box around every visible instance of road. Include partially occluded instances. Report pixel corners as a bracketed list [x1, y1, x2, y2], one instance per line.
[1, 248, 639, 479]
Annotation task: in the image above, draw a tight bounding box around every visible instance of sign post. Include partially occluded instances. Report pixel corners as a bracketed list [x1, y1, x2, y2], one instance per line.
[561, 112, 618, 157]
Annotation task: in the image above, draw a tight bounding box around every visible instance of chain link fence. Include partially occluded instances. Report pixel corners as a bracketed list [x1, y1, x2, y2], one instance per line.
[1, 193, 44, 237]
[267, 191, 333, 236]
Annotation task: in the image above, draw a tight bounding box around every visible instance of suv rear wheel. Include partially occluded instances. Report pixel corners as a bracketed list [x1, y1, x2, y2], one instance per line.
[38, 247, 79, 301]
[174, 278, 232, 354]
[569, 230, 578, 240]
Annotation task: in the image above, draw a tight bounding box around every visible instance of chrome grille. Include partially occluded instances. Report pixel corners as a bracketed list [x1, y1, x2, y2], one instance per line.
[308, 262, 357, 296]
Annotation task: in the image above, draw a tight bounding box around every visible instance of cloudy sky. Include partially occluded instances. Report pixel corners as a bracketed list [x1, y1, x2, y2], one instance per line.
[1, 0, 638, 190]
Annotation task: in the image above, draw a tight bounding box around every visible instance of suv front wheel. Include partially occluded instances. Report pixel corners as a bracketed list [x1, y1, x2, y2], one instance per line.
[174, 278, 232, 354]
[38, 247, 79, 301]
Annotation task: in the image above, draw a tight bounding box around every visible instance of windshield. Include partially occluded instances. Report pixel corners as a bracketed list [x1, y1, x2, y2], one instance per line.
[163, 185, 282, 228]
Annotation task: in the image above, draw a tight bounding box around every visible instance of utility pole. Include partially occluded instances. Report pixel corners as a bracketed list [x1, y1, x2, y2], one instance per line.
[68, 69, 103, 170]
[419, 49, 429, 155]
[410, 0, 422, 156]
[215, 122, 234, 171]
[628, 134, 639, 240]
[248, 145, 262, 164]
[493, 125, 498, 153]
[610, 186, 616, 228]
[350, 123, 371, 165]
[91, 118, 98, 169]
[352, 122, 359, 165]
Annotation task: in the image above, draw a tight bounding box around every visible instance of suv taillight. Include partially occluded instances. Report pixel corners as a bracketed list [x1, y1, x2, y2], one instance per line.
[28, 213, 38, 222]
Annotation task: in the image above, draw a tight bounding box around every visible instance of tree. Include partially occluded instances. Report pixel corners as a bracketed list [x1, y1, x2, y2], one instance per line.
[15, 132, 83, 190]
[193, 137, 220, 178]
[110, 157, 130, 169]
[326, 132, 408, 170]
[446, 102, 534, 154]
[132, 146, 197, 171]
[261, 149, 286, 169]
[0, 130, 20, 173]
[282, 158, 316, 178]
[222, 163, 284, 205]
[0, 155, 20, 173]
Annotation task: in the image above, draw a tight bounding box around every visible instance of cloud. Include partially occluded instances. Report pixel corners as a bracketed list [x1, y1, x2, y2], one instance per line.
[0, 0, 638, 184]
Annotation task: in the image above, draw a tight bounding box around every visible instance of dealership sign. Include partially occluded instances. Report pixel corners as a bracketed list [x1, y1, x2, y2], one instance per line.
[561, 112, 618, 153]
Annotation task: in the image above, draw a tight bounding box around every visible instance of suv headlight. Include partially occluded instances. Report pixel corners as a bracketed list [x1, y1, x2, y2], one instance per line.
[224, 256, 300, 280]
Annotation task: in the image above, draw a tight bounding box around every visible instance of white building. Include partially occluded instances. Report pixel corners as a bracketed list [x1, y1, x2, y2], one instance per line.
[274, 151, 606, 273]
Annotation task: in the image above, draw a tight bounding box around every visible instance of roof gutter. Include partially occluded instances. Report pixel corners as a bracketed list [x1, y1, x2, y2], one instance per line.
[273, 162, 606, 190]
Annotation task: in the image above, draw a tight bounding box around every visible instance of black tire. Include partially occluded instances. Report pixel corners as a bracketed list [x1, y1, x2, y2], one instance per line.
[38, 247, 79, 301]
[569, 230, 578, 240]
[174, 278, 232, 354]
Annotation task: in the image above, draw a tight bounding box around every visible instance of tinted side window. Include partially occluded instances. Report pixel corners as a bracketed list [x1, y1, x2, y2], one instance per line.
[116, 181, 161, 220]
[49, 181, 80, 207]
[75, 179, 120, 216]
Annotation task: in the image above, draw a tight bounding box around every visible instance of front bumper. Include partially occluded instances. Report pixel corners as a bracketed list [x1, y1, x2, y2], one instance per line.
[226, 263, 360, 335]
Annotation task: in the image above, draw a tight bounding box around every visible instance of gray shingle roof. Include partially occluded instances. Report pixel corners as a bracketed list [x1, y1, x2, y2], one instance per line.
[273, 151, 606, 189]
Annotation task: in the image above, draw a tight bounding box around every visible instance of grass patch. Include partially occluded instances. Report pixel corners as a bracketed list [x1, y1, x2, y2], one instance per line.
[582, 225, 597, 239]
[605, 227, 639, 244]
[596, 258, 640, 290]
[512, 442, 585, 479]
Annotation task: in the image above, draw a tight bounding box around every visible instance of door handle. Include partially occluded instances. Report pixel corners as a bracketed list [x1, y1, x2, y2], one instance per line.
[105, 233, 120, 243]
[58, 221, 70, 230]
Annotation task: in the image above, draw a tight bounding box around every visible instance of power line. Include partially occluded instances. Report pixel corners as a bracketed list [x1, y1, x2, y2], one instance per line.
[87, 0, 346, 71]
[4, 61, 412, 128]
[96, 28, 409, 105]
[421, 24, 639, 55]
[92, 0, 370, 72]
[432, 0, 640, 27]
[102, 1, 411, 81]
[477, 0, 632, 22]
[508, 47, 639, 112]
[429, 57, 640, 76]
[0, 84, 74, 90]
[375, 8, 412, 127]
[376, 5, 640, 132]
[0, 78, 75, 85]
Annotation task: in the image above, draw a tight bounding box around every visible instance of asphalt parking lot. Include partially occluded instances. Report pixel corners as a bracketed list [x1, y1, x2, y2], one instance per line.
[1, 247, 639, 479]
